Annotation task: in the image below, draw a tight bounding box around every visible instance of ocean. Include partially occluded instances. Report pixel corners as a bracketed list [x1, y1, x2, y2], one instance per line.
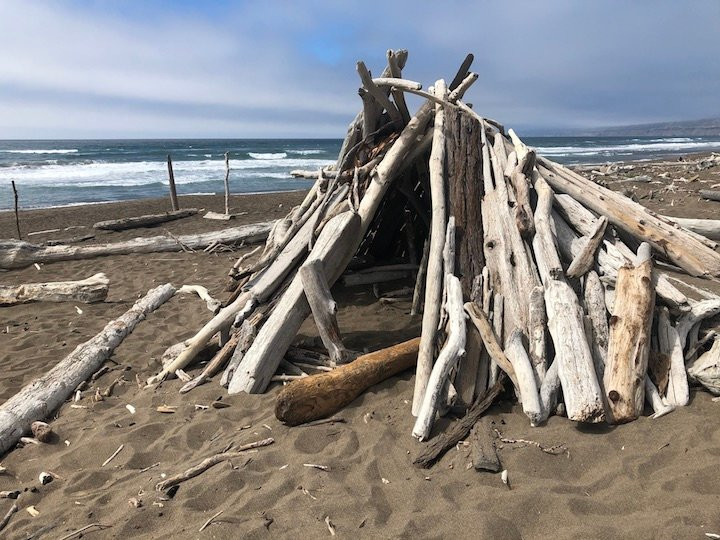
[2, 136, 720, 210]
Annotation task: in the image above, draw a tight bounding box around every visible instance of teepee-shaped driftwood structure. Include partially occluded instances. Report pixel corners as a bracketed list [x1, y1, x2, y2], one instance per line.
[145, 49, 720, 442]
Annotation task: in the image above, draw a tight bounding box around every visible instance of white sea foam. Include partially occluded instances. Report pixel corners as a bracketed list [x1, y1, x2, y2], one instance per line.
[289, 149, 323, 155]
[535, 139, 720, 156]
[248, 152, 287, 159]
[0, 149, 78, 154]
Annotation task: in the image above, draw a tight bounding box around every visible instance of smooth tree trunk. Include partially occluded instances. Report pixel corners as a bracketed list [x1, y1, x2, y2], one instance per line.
[93, 209, 197, 231]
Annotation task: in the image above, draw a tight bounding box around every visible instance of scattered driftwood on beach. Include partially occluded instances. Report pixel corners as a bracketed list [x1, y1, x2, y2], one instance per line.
[0, 283, 176, 454]
[0, 273, 109, 305]
[93, 209, 198, 231]
[0, 221, 273, 269]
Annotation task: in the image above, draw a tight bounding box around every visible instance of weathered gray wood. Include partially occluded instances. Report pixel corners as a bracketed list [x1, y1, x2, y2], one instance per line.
[167, 154, 179, 211]
[413, 275, 466, 440]
[504, 329, 543, 426]
[583, 270, 609, 378]
[0, 283, 176, 454]
[660, 216, 720, 241]
[658, 307, 689, 407]
[687, 336, 720, 395]
[528, 286, 547, 383]
[411, 238, 430, 316]
[566, 216, 608, 278]
[0, 273, 109, 305]
[0, 222, 273, 270]
[699, 189, 720, 203]
[93, 209, 198, 231]
[300, 260, 349, 366]
[604, 243, 655, 423]
[471, 418, 502, 472]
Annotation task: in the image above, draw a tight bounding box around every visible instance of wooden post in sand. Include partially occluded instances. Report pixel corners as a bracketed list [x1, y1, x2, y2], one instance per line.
[11, 181, 21, 240]
[167, 154, 180, 211]
[224, 152, 231, 216]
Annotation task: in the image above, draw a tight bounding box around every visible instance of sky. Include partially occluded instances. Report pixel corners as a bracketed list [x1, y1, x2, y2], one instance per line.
[0, 0, 718, 139]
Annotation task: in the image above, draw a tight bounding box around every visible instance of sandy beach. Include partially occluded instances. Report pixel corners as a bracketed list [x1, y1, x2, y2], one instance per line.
[1, 155, 720, 539]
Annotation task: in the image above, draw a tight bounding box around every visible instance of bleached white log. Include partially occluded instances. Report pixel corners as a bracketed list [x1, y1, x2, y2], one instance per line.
[93, 209, 198, 231]
[371, 77, 422, 91]
[528, 286, 547, 384]
[414, 79, 448, 417]
[0, 283, 176, 454]
[566, 216, 608, 278]
[0, 273, 109, 305]
[0, 222, 273, 270]
[504, 329, 543, 426]
[660, 216, 720, 241]
[603, 243, 655, 423]
[413, 276, 466, 440]
[676, 299, 720, 350]
[658, 307, 689, 407]
[299, 259, 349, 366]
[687, 337, 720, 395]
[533, 174, 605, 423]
[583, 270, 609, 378]
[229, 212, 361, 393]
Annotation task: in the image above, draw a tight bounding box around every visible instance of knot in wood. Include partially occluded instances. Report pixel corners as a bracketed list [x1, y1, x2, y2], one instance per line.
[608, 390, 620, 402]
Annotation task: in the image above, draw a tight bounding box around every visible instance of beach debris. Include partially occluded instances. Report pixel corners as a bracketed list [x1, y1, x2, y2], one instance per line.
[0, 273, 109, 306]
[30, 421, 53, 443]
[494, 429, 569, 457]
[0, 491, 19, 499]
[199, 510, 223, 532]
[155, 437, 274, 492]
[156, 405, 176, 414]
[101, 444, 124, 467]
[303, 463, 330, 471]
[57, 523, 111, 540]
[33, 263, 41, 271]
[0, 503, 18, 532]
[128, 497, 143, 508]
[500, 469, 510, 489]
[211, 401, 230, 409]
[26, 505, 40, 517]
[19, 437, 40, 446]
[140, 462, 160, 473]
[39, 472, 53, 485]
[298, 486, 317, 499]
[125, 404, 136, 415]
[470, 419, 502, 473]
[74, 306, 83, 315]
[325, 516, 336, 536]
[381, 477, 391, 484]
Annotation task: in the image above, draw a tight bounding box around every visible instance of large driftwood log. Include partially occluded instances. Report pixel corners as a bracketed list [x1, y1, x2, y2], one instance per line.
[537, 158, 720, 277]
[533, 175, 605, 423]
[0, 222, 273, 269]
[660, 216, 720, 241]
[413, 80, 449, 416]
[299, 259, 349, 366]
[93, 209, 198, 231]
[413, 275, 466, 440]
[0, 283, 176, 454]
[0, 273, 109, 305]
[275, 338, 419, 425]
[603, 243, 655, 423]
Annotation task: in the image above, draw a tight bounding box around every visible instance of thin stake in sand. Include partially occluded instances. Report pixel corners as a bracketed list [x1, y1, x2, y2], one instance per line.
[101, 444, 124, 467]
[11, 181, 21, 240]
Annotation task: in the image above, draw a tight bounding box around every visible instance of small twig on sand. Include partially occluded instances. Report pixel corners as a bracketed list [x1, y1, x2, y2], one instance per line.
[199, 510, 223, 532]
[302, 417, 346, 427]
[325, 516, 336, 536]
[494, 429, 569, 457]
[58, 523, 111, 540]
[0, 503, 18, 532]
[303, 463, 330, 471]
[101, 444, 124, 467]
[156, 438, 274, 492]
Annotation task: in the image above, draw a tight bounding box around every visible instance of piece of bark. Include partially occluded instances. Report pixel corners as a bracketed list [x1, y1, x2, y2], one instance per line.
[413, 377, 504, 468]
[0, 273, 109, 305]
[413, 276, 466, 440]
[300, 260, 349, 366]
[93, 209, 197, 231]
[0, 283, 176, 454]
[0, 222, 273, 270]
[414, 80, 449, 417]
[604, 243, 655, 423]
[566, 216, 608, 278]
[275, 338, 419, 426]
[471, 418, 502, 472]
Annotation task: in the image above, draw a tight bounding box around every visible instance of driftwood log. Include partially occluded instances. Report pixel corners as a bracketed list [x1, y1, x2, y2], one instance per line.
[0, 283, 176, 454]
[93, 209, 198, 231]
[0, 273, 109, 305]
[0, 222, 273, 269]
[275, 338, 419, 425]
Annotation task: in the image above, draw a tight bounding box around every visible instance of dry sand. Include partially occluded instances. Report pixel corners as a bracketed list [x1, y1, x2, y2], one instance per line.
[1, 161, 719, 539]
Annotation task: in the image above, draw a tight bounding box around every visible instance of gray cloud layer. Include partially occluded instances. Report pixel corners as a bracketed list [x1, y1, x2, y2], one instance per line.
[0, 0, 718, 138]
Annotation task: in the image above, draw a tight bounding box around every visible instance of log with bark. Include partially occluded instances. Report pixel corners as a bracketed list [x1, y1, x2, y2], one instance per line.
[275, 338, 419, 426]
[0, 273, 109, 305]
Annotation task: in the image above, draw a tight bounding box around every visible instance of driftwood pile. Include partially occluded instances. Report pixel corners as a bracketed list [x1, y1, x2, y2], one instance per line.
[133, 50, 720, 445]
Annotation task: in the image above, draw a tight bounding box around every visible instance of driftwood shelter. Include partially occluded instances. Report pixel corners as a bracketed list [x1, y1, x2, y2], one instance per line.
[3, 50, 720, 466]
